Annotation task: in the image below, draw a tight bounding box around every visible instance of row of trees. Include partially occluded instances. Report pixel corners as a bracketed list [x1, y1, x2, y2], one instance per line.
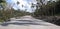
[0, 8, 28, 22]
[33, 0, 60, 17]
[0, 0, 31, 22]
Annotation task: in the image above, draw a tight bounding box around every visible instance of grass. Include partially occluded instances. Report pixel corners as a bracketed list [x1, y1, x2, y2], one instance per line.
[0, 19, 4, 22]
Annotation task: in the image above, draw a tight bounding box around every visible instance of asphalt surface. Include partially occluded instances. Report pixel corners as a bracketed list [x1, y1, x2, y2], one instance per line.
[0, 15, 60, 29]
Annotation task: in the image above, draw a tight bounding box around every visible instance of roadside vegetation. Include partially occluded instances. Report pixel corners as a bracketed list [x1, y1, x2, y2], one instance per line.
[31, 0, 60, 26]
[0, 0, 31, 22]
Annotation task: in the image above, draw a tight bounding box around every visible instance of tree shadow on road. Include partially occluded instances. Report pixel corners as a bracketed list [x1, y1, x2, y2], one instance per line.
[0, 20, 53, 26]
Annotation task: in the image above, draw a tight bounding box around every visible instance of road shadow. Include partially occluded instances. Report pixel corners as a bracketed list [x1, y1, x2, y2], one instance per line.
[1, 23, 40, 26]
[0, 20, 52, 26]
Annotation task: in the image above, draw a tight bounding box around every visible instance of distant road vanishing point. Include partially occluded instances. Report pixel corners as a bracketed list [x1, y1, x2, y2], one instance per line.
[0, 15, 60, 29]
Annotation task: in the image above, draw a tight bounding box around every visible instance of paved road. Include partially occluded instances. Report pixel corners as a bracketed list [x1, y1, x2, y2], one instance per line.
[0, 15, 60, 29]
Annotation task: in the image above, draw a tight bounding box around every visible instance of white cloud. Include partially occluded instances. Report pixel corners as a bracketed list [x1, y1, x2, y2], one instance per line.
[6, 0, 37, 12]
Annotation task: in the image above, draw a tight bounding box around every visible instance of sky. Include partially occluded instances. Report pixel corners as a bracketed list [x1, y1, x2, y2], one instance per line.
[6, 0, 37, 12]
[6, 0, 56, 12]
